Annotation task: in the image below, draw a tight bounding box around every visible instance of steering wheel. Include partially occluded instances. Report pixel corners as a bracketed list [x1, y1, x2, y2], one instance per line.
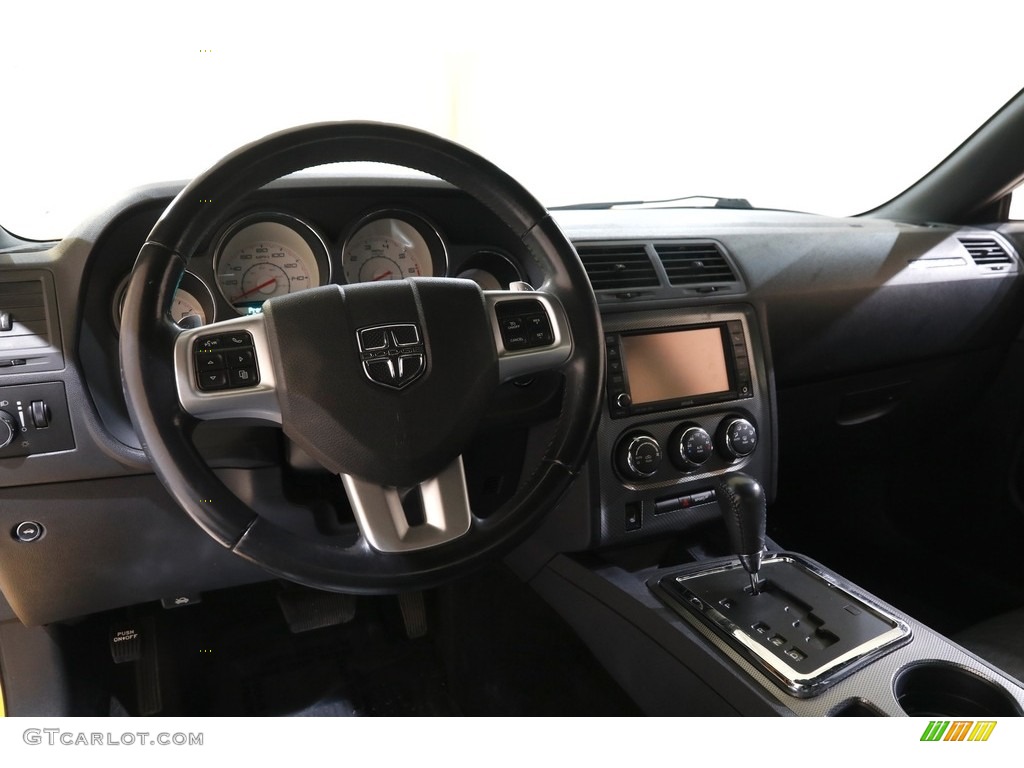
[119, 122, 604, 593]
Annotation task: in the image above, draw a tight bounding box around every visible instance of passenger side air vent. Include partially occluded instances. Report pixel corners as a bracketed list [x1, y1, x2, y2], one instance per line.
[655, 242, 738, 286]
[960, 237, 1013, 270]
[575, 244, 659, 290]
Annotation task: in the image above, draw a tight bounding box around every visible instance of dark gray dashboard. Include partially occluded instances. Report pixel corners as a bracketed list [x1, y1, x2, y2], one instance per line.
[0, 176, 1022, 625]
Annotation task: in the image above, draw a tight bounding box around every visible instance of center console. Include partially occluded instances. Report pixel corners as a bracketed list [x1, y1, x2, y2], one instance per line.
[514, 300, 1024, 717]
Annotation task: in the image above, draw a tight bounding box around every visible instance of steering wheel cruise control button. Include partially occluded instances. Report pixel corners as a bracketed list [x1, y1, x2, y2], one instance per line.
[194, 331, 259, 391]
[495, 300, 554, 350]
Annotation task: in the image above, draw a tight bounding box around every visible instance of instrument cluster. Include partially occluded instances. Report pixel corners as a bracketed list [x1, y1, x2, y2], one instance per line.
[114, 206, 524, 329]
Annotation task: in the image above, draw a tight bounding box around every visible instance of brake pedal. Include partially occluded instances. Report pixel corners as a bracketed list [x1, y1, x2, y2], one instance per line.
[109, 616, 162, 715]
[109, 621, 142, 664]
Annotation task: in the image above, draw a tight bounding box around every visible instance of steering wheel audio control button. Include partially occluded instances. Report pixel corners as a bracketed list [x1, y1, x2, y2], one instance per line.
[224, 332, 253, 347]
[198, 371, 229, 390]
[193, 331, 259, 391]
[229, 367, 258, 387]
[195, 353, 226, 371]
[225, 349, 255, 367]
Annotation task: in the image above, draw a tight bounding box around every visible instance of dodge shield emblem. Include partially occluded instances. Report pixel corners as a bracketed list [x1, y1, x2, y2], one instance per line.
[356, 324, 426, 390]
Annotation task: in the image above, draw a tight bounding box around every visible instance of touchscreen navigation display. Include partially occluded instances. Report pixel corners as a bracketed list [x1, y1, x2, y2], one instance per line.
[620, 327, 730, 405]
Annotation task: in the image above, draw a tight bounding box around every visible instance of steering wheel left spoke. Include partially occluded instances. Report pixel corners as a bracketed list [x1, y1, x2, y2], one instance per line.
[173, 313, 282, 423]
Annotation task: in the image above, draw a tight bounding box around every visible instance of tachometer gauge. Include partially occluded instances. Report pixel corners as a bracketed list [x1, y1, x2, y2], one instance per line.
[341, 210, 447, 284]
[214, 213, 330, 314]
[169, 289, 208, 329]
[114, 271, 216, 331]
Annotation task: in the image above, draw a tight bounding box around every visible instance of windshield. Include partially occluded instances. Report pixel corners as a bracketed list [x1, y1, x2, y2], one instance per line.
[5, 2, 1022, 239]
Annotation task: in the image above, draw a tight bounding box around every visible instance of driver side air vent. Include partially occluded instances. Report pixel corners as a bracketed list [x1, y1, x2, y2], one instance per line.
[960, 237, 1013, 270]
[655, 242, 737, 286]
[575, 244, 659, 290]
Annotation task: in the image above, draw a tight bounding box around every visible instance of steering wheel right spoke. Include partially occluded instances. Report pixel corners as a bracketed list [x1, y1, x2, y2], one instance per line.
[485, 289, 574, 382]
[173, 314, 282, 423]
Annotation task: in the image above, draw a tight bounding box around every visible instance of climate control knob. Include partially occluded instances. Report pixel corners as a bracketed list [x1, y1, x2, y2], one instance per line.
[717, 416, 758, 461]
[0, 410, 16, 450]
[670, 424, 714, 470]
[615, 432, 662, 481]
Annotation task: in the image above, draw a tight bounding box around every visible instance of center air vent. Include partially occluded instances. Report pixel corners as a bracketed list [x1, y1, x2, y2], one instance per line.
[575, 244, 659, 290]
[959, 237, 1013, 269]
[655, 242, 737, 286]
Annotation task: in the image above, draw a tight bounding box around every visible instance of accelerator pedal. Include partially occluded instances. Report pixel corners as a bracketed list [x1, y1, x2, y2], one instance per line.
[277, 586, 356, 633]
[398, 591, 428, 639]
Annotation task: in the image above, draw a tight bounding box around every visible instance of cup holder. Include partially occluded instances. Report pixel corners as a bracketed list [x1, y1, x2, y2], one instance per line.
[895, 662, 1022, 717]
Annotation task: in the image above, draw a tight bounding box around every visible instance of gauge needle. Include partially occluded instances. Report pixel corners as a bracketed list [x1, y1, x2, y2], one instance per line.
[372, 271, 393, 281]
[232, 278, 277, 302]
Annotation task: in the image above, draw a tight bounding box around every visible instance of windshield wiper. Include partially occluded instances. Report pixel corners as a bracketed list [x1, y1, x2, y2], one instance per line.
[550, 195, 753, 211]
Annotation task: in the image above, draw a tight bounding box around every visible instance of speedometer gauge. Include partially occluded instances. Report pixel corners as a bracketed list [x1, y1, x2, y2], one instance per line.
[341, 210, 447, 284]
[214, 213, 330, 314]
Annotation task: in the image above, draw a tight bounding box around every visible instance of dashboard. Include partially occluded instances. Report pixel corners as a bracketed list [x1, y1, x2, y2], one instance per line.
[0, 172, 1023, 629]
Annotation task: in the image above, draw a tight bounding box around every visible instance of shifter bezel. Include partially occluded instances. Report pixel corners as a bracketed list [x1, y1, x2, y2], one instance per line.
[651, 553, 912, 698]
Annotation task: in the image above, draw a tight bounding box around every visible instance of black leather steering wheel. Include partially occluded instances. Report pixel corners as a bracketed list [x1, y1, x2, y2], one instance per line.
[119, 122, 604, 593]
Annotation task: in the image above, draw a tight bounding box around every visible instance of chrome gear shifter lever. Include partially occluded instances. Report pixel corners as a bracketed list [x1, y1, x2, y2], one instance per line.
[716, 472, 767, 594]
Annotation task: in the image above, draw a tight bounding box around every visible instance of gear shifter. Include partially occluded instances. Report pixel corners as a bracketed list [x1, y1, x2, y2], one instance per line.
[716, 472, 766, 595]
